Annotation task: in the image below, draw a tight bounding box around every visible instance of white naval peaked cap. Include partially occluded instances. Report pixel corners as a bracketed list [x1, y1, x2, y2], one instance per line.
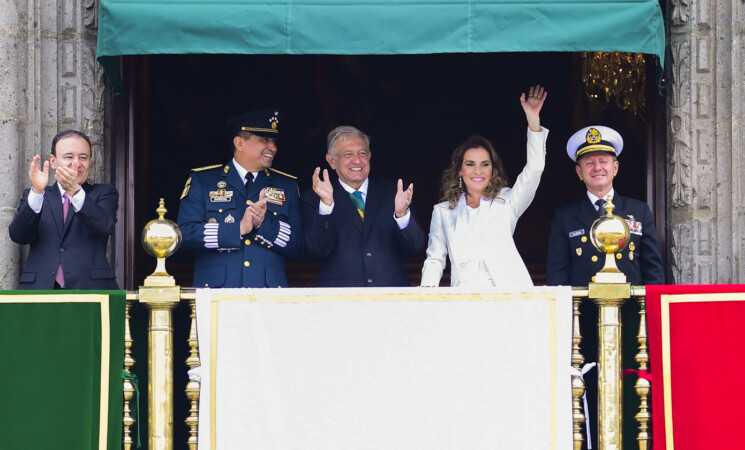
[566, 125, 623, 162]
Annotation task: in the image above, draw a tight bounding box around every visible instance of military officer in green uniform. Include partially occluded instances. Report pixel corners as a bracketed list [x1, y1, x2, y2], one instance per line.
[177, 108, 303, 287]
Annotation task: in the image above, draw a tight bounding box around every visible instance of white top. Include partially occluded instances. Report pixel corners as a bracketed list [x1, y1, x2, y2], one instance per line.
[420, 127, 549, 288]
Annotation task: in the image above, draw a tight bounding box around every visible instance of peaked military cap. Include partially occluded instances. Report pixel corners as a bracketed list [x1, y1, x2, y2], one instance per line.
[567, 125, 623, 162]
[226, 107, 281, 138]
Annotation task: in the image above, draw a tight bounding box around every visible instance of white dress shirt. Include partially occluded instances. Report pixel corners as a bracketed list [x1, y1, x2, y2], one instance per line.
[318, 177, 410, 229]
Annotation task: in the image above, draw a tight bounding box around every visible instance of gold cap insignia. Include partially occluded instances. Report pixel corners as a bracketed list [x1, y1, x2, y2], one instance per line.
[586, 128, 601, 144]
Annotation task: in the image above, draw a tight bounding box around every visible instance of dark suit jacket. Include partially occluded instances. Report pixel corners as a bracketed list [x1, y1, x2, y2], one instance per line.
[546, 193, 664, 286]
[9, 182, 119, 290]
[177, 163, 303, 288]
[301, 177, 427, 287]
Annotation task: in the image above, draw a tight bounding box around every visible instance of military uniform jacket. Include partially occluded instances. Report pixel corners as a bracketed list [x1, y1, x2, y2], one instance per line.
[546, 193, 664, 286]
[301, 178, 427, 287]
[8, 182, 119, 290]
[177, 163, 303, 288]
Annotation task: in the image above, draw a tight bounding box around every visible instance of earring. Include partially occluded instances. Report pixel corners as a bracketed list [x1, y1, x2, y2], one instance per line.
[459, 177, 463, 190]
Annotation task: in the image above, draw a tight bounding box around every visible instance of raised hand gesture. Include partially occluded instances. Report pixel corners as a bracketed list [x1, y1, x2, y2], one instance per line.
[312, 167, 334, 206]
[29, 155, 49, 194]
[519, 84, 548, 132]
[394, 179, 414, 218]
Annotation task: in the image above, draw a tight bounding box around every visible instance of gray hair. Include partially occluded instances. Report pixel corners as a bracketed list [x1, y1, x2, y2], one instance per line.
[326, 126, 370, 156]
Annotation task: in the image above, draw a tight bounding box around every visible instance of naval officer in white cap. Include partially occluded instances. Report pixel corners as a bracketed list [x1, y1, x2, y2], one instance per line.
[545, 125, 664, 449]
[546, 125, 663, 286]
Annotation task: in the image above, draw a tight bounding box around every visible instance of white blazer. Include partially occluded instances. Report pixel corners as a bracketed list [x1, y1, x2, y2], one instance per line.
[421, 127, 548, 288]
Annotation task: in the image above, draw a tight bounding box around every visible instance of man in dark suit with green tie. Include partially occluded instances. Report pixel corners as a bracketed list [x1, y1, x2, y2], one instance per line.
[301, 126, 426, 287]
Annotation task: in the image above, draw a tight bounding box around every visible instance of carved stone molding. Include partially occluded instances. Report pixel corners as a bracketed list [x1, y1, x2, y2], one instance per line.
[668, 0, 744, 283]
[671, 0, 690, 26]
[0, 0, 109, 288]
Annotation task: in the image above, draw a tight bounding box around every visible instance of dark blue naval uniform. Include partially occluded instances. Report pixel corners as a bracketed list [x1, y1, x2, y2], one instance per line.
[547, 193, 664, 449]
[177, 162, 303, 288]
[547, 193, 664, 286]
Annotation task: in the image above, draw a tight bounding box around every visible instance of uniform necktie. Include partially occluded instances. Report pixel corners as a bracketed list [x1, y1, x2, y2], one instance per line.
[595, 198, 607, 217]
[350, 191, 365, 220]
[55, 192, 70, 287]
[245, 172, 254, 196]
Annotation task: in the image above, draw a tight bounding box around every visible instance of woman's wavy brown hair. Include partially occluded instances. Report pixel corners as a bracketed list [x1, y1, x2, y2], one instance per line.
[440, 136, 510, 209]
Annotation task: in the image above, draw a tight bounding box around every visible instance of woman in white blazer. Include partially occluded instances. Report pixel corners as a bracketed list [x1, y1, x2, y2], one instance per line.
[420, 85, 548, 288]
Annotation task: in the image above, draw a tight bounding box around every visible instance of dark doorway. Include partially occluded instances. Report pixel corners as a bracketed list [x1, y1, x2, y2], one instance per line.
[116, 52, 662, 289]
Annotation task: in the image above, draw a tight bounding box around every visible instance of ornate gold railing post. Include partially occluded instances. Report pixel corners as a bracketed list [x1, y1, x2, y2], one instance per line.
[571, 293, 586, 450]
[122, 299, 136, 450]
[185, 295, 200, 449]
[588, 197, 632, 450]
[139, 199, 183, 450]
[634, 293, 651, 449]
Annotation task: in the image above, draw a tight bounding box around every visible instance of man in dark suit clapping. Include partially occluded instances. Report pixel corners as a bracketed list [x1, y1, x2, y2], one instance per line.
[301, 126, 426, 287]
[9, 130, 119, 290]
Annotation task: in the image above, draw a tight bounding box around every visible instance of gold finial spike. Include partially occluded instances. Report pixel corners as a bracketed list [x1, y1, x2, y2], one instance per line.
[157, 198, 167, 220]
[635, 295, 651, 449]
[185, 298, 201, 449]
[603, 195, 615, 215]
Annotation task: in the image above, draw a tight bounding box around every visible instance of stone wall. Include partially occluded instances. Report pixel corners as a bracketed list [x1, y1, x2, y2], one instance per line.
[668, 0, 744, 283]
[0, 0, 108, 289]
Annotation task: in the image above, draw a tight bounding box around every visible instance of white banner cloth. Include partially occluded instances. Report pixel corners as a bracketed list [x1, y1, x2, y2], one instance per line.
[196, 286, 573, 450]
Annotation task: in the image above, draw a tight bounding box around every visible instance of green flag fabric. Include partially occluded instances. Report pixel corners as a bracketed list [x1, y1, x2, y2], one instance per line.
[0, 291, 126, 450]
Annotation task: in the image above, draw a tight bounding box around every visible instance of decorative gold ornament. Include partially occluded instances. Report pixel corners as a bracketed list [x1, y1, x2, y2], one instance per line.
[582, 52, 646, 117]
[122, 301, 136, 450]
[571, 296, 586, 449]
[635, 295, 651, 449]
[141, 198, 182, 285]
[185, 298, 201, 449]
[590, 197, 631, 283]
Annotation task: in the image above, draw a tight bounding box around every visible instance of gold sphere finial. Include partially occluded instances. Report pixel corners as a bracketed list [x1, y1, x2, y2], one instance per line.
[589, 196, 630, 283]
[141, 199, 182, 285]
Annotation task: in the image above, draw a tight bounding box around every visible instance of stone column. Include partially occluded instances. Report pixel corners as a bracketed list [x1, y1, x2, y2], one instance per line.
[0, 0, 25, 288]
[0, 0, 108, 289]
[668, 0, 745, 284]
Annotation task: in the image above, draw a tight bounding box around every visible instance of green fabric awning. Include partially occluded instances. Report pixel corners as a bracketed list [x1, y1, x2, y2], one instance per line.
[97, 0, 665, 91]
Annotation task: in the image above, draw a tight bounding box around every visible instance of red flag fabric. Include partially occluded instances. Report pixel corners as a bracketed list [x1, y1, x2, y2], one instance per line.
[646, 284, 745, 449]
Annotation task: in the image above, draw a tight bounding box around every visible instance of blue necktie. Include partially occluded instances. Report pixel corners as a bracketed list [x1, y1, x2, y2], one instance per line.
[245, 172, 254, 196]
[595, 198, 607, 217]
[350, 191, 365, 220]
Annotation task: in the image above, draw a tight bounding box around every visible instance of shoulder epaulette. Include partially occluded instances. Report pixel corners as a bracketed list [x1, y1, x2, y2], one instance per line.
[191, 164, 223, 172]
[268, 168, 297, 179]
